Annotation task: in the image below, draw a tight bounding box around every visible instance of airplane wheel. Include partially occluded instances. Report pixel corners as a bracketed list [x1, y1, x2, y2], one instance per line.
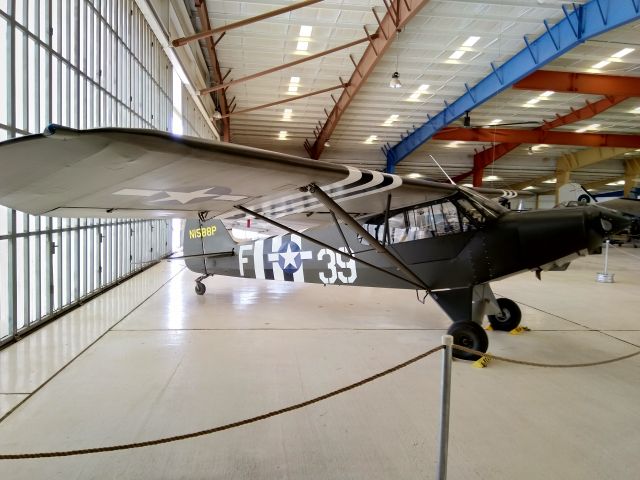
[487, 298, 521, 331]
[195, 282, 206, 296]
[447, 321, 488, 361]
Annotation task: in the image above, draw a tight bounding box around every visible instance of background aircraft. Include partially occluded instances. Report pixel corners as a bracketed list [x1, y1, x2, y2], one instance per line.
[558, 183, 639, 247]
[0, 126, 630, 359]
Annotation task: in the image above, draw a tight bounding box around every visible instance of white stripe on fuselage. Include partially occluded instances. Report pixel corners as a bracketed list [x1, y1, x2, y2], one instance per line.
[267, 236, 284, 281]
[253, 239, 265, 279]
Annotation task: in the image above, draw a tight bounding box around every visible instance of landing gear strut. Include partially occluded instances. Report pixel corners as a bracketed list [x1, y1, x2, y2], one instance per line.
[447, 321, 488, 361]
[487, 298, 522, 331]
[194, 274, 211, 296]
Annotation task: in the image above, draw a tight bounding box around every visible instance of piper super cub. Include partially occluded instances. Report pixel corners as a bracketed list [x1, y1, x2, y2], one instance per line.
[0, 126, 629, 359]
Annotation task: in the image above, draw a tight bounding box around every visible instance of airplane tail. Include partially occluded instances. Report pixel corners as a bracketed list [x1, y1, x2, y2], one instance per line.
[182, 219, 237, 273]
[558, 183, 595, 204]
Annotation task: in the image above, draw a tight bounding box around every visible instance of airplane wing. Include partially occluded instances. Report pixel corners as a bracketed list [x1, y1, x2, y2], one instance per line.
[0, 126, 529, 225]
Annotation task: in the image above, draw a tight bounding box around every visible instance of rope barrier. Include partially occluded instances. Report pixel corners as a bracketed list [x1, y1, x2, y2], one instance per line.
[2, 342, 639, 460]
[0, 345, 445, 460]
[453, 345, 640, 368]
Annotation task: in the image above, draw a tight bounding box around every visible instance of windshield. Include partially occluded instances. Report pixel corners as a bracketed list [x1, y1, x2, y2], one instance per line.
[458, 186, 508, 218]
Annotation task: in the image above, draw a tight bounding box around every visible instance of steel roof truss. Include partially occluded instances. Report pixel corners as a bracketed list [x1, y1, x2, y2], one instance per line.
[387, 0, 640, 172]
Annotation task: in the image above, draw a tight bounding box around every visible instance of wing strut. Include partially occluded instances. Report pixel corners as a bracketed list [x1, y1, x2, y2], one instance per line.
[234, 204, 425, 290]
[304, 183, 432, 293]
[329, 210, 351, 253]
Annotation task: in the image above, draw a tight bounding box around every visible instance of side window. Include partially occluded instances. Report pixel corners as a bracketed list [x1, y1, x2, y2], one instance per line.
[361, 197, 475, 244]
[408, 200, 471, 239]
[432, 201, 462, 235]
[388, 211, 408, 243]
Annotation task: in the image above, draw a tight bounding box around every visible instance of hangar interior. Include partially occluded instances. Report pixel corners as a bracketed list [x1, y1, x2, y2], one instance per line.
[0, 1, 640, 478]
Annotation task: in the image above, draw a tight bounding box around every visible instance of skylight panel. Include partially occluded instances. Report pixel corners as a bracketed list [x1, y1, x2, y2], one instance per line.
[462, 36, 480, 47]
[611, 48, 634, 58]
[299, 25, 313, 37]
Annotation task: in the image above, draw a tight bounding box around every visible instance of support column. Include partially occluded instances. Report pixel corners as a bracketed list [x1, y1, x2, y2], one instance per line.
[624, 158, 640, 198]
[472, 156, 483, 187]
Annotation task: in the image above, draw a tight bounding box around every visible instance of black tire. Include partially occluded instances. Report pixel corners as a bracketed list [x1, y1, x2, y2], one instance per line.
[487, 298, 521, 331]
[447, 321, 488, 361]
[195, 282, 206, 296]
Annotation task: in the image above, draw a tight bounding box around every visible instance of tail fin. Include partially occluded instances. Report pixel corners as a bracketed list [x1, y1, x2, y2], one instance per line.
[182, 219, 237, 273]
[558, 183, 596, 205]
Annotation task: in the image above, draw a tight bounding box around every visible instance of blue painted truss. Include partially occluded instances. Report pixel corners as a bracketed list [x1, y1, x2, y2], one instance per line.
[386, 0, 640, 172]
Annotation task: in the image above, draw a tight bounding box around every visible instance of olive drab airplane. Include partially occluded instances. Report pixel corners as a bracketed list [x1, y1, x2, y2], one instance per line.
[0, 126, 630, 359]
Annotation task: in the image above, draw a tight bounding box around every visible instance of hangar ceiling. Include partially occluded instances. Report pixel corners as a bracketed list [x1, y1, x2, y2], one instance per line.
[174, 0, 640, 197]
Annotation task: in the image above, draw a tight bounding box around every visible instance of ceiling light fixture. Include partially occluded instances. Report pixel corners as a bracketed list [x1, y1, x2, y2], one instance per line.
[389, 32, 402, 89]
[592, 60, 610, 69]
[577, 123, 601, 133]
[449, 50, 465, 60]
[389, 71, 402, 88]
[299, 25, 313, 37]
[212, 109, 222, 120]
[483, 175, 500, 182]
[462, 36, 481, 47]
[288, 76, 300, 93]
[407, 84, 428, 101]
[611, 47, 634, 58]
[383, 114, 399, 126]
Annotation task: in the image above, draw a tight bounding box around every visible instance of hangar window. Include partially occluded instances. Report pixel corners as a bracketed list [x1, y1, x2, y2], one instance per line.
[0, 0, 218, 348]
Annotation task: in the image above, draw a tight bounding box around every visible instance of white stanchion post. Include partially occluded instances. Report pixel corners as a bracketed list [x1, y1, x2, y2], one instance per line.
[436, 335, 453, 480]
[597, 239, 615, 283]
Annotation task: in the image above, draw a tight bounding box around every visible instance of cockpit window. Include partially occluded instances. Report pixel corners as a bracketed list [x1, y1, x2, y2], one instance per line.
[361, 189, 504, 245]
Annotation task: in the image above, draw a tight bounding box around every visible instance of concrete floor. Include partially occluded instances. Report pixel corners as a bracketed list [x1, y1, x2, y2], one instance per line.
[0, 246, 639, 479]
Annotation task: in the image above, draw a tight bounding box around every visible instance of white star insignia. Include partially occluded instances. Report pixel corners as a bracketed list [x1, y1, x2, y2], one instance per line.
[279, 244, 299, 269]
[152, 189, 217, 204]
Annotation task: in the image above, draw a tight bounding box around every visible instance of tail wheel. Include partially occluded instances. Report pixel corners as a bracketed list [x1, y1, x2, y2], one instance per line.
[447, 321, 488, 361]
[487, 298, 521, 331]
[195, 282, 206, 296]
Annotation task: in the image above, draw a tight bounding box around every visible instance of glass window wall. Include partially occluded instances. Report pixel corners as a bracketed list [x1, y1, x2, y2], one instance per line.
[0, 0, 214, 347]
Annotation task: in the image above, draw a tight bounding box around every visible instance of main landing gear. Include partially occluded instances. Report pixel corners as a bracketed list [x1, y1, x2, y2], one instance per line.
[447, 296, 522, 361]
[194, 274, 212, 295]
[447, 321, 488, 361]
[487, 298, 522, 331]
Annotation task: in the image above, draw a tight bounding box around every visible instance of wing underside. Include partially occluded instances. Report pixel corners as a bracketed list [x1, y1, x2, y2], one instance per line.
[0, 126, 525, 226]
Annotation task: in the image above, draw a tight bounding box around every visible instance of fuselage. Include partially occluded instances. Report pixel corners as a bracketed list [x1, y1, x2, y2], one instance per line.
[185, 202, 628, 291]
